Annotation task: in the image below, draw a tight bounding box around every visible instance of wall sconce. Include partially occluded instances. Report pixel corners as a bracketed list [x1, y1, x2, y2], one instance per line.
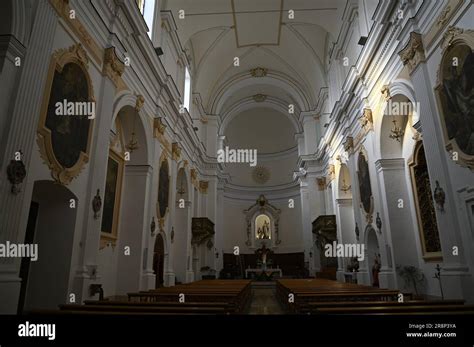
[389, 119, 404, 142]
[150, 217, 156, 236]
[215, 248, 219, 259]
[309, 251, 313, 258]
[376, 212, 382, 234]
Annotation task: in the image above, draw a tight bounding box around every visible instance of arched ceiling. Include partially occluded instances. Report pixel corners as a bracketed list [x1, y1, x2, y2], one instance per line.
[225, 107, 296, 154]
[162, 0, 347, 114]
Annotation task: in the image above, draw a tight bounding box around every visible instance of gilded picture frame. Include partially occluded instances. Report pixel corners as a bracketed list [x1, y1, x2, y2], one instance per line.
[434, 27, 474, 170]
[37, 43, 95, 185]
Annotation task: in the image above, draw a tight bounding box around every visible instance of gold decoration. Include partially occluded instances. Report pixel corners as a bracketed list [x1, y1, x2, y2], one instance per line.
[435, 27, 474, 170]
[398, 32, 426, 75]
[381, 85, 391, 101]
[437, 6, 452, 27]
[103, 47, 125, 88]
[359, 108, 373, 130]
[191, 168, 198, 187]
[343, 136, 354, 154]
[49, 0, 102, 65]
[253, 94, 267, 103]
[153, 117, 166, 136]
[250, 67, 268, 77]
[316, 177, 326, 191]
[172, 142, 181, 161]
[135, 95, 145, 112]
[199, 181, 209, 194]
[37, 43, 95, 185]
[327, 164, 335, 182]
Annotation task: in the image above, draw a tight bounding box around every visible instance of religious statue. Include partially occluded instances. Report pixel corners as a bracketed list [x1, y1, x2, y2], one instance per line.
[372, 253, 381, 287]
[255, 243, 272, 269]
[256, 218, 271, 239]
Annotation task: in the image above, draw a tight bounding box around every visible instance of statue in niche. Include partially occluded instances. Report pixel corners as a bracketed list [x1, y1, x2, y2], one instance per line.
[255, 214, 271, 240]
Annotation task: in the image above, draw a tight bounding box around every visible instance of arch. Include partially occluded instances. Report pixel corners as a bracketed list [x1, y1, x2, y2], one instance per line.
[20, 180, 78, 312]
[219, 96, 303, 136]
[112, 91, 153, 166]
[364, 225, 381, 287]
[337, 163, 352, 199]
[210, 72, 312, 115]
[374, 79, 419, 160]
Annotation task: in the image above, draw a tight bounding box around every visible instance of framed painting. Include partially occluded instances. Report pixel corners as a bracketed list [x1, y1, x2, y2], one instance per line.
[37, 43, 95, 185]
[157, 156, 170, 219]
[100, 150, 124, 248]
[435, 27, 474, 170]
[357, 150, 374, 216]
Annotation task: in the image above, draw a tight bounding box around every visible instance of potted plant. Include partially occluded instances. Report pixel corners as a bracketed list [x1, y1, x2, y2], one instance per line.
[396, 265, 425, 299]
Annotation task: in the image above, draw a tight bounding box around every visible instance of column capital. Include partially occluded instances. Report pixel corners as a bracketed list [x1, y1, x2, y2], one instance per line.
[398, 32, 426, 75]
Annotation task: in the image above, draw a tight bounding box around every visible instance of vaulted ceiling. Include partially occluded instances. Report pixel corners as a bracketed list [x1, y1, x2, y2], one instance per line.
[162, 0, 348, 187]
[162, 0, 347, 114]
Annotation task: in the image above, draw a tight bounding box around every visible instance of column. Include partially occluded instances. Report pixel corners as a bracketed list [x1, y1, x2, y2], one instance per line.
[0, 1, 57, 313]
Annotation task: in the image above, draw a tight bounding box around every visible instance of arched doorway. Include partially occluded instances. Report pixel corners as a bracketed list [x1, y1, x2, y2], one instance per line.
[19, 180, 77, 312]
[366, 226, 380, 287]
[153, 234, 165, 288]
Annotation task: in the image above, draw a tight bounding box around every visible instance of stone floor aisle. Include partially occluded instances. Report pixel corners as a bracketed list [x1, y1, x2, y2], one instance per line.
[247, 282, 285, 314]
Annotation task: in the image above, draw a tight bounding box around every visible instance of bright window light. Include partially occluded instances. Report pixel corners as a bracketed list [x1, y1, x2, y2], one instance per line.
[184, 67, 191, 111]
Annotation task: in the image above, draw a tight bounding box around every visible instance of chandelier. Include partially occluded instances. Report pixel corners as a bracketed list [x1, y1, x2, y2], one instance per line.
[389, 119, 404, 142]
[126, 114, 139, 153]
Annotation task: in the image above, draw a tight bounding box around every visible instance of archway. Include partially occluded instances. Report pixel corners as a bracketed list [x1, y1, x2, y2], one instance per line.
[153, 234, 165, 288]
[377, 92, 419, 288]
[366, 226, 380, 287]
[173, 167, 193, 283]
[112, 103, 152, 295]
[20, 180, 77, 312]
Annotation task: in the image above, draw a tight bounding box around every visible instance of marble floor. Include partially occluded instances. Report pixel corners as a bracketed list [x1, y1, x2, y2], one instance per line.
[247, 282, 285, 314]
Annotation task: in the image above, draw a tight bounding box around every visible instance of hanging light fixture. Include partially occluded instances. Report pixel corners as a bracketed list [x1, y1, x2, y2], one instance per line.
[126, 113, 139, 153]
[177, 173, 186, 198]
[389, 119, 404, 142]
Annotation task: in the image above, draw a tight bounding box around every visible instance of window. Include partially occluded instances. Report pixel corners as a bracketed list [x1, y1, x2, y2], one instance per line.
[184, 67, 191, 112]
[137, 0, 156, 39]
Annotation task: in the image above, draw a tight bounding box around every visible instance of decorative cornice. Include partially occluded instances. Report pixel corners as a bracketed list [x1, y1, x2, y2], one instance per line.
[398, 32, 426, 75]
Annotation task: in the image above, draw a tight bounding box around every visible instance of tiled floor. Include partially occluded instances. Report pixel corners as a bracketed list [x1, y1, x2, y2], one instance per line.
[247, 284, 285, 314]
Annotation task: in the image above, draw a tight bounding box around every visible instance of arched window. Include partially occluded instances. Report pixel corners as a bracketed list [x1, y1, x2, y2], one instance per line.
[184, 67, 191, 112]
[409, 142, 442, 260]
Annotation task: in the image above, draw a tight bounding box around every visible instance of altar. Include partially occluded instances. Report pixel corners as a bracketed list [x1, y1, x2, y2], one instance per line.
[245, 267, 282, 280]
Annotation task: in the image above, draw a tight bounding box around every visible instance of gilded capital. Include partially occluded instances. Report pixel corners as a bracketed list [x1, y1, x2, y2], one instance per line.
[103, 47, 125, 86]
[398, 32, 426, 74]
